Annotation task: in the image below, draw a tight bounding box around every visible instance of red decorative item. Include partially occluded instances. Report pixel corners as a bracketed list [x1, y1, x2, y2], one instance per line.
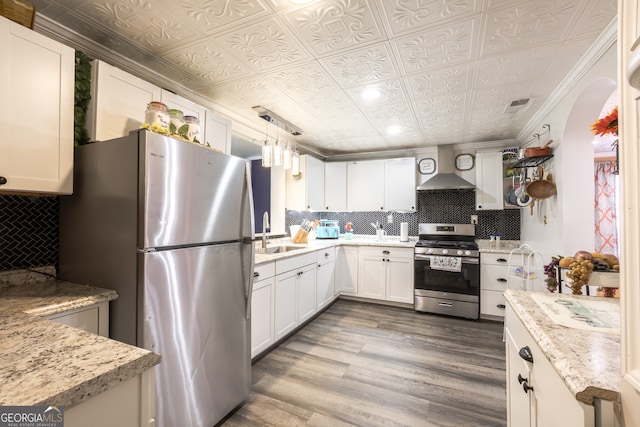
[591, 106, 618, 137]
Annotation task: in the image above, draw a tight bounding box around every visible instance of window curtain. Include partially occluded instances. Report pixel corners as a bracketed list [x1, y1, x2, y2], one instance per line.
[594, 161, 619, 257]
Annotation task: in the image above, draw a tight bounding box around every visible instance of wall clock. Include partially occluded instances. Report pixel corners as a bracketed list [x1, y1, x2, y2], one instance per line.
[455, 154, 474, 171]
[418, 158, 436, 174]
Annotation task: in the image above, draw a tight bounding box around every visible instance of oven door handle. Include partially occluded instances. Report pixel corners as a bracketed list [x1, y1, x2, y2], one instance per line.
[414, 254, 479, 264]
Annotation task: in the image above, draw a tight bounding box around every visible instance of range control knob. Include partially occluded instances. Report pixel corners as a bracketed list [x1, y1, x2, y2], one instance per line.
[427, 248, 434, 254]
[465, 250, 471, 256]
[442, 249, 449, 255]
[457, 250, 463, 255]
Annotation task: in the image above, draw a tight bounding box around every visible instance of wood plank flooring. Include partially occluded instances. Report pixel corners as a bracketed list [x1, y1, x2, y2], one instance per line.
[224, 299, 507, 427]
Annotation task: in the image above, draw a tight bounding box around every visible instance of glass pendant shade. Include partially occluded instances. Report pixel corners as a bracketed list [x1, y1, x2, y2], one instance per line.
[283, 142, 292, 169]
[261, 139, 272, 167]
[273, 138, 282, 166]
[292, 150, 300, 176]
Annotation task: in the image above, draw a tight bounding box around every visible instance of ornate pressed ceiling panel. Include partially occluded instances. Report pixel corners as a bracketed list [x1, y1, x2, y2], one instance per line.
[30, 0, 616, 156]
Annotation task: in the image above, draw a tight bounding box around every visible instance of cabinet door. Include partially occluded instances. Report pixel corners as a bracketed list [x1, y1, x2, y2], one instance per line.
[286, 154, 324, 210]
[335, 246, 358, 295]
[505, 327, 533, 427]
[386, 256, 414, 303]
[297, 264, 317, 323]
[0, 17, 74, 194]
[305, 155, 325, 210]
[475, 152, 504, 210]
[316, 259, 335, 310]
[324, 162, 347, 211]
[384, 158, 416, 211]
[274, 271, 298, 341]
[88, 60, 162, 142]
[204, 109, 232, 154]
[251, 277, 274, 358]
[358, 252, 386, 300]
[347, 160, 385, 211]
[161, 89, 206, 120]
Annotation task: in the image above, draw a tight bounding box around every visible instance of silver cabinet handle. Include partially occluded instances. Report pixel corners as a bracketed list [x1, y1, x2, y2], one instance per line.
[438, 302, 453, 307]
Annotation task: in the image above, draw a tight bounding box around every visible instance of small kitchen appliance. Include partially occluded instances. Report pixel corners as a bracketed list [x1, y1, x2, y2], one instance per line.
[316, 219, 340, 239]
[414, 223, 480, 319]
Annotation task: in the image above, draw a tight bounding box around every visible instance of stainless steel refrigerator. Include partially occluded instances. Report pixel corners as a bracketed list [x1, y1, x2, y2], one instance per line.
[59, 129, 254, 427]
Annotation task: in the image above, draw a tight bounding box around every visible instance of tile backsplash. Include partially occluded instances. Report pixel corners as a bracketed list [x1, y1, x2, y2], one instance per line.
[286, 190, 521, 240]
[0, 190, 520, 272]
[0, 195, 59, 271]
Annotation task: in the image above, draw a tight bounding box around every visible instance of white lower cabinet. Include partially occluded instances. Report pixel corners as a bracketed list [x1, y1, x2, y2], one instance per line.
[335, 246, 358, 295]
[480, 253, 523, 319]
[316, 248, 336, 309]
[66, 369, 155, 427]
[505, 303, 595, 427]
[357, 246, 413, 303]
[251, 262, 275, 358]
[274, 252, 316, 341]
[46, 301, 109, 337]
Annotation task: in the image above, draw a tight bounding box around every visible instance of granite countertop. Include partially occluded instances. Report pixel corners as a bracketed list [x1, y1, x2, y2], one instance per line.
[504, 289, 620, 405]
[0, 275, 161, 409]
[477, 239, 529, 254]
[255, 234, 418, 264]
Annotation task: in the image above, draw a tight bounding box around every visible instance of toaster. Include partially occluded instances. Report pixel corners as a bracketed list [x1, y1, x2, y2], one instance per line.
[315, 220, 340, 239]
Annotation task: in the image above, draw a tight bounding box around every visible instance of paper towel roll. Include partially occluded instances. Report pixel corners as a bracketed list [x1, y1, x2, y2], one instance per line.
[400, 222, 408, 242]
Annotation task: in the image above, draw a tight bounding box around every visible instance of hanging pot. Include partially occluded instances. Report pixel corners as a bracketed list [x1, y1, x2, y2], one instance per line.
[526, 179, 557, 199]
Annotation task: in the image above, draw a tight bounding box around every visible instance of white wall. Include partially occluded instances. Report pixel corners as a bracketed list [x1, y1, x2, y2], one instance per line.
[520, 44, 617, 261]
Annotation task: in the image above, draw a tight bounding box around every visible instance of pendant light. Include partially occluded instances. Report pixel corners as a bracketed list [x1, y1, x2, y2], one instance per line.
[283, 139, 292, 170]
[261, 139, 272, 167]
[292, 147, 300, 176]
[261, 122, 272, 167]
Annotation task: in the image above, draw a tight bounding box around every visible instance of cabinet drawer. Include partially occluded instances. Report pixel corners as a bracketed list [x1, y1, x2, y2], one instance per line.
[359, 246, 413, 260]
[254, 262, 275, 281]
[316, 247, 335, 263]
[47, 306, 99, 335]
[276, 252, 316, 275]
[480, 264, 509, 291]
[481, 253, 519, 266]
[480, 290, 506, 317]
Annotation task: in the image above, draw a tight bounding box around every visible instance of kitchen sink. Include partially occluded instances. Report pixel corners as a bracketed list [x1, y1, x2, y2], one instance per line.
[256, 245, 306, 255]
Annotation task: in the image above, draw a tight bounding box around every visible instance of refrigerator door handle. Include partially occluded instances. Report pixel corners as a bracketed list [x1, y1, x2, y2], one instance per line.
[244, 162, 255, 320]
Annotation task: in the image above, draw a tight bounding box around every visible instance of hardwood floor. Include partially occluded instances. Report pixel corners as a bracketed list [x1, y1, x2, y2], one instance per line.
[224, 299, 507, 427]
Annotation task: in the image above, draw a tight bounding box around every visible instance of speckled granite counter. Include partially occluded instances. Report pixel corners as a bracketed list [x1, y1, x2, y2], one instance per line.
[255, 235, 418, 264]
[0, 277, 161, 409]
[477, 239, 528, 254]
[504, 289, 620, 404]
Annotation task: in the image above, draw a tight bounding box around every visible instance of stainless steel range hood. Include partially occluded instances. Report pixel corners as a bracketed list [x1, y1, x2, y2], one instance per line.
[417, 146, 475, 191]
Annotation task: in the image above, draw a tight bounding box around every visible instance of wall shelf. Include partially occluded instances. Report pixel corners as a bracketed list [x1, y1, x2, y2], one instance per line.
[512, 155, 554, 169]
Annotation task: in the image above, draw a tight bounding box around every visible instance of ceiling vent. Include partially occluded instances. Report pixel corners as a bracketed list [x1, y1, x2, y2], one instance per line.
[504, 97, 533, 114]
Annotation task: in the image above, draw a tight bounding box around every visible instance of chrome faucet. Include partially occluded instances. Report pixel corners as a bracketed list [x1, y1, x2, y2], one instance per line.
[262, 211, 270, 249]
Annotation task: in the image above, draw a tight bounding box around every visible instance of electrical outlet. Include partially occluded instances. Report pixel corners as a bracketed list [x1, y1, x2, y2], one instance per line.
[471, 215, 478, 225]
[387, 213, 393, 224]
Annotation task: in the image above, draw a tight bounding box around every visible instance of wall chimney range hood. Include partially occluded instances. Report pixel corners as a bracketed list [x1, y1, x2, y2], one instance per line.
[417, 146, 475, 191]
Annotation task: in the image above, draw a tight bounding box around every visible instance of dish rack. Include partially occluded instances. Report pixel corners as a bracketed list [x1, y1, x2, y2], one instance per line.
[507, 244, 546, 291]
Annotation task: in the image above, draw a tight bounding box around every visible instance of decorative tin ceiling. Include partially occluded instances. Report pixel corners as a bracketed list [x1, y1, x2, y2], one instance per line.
[30, 0, 616, 156]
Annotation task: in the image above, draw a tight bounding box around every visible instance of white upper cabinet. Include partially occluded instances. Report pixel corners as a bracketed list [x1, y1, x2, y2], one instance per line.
[160, 89, 205, 120]
[204, 110, 232, 154]
[286, 154, 324, 211]
[324, 162, 347, 211]
[0, 16, 74, 194]
[87, 61, 232, 153]
[87, 60, 162, 142]
[384, 158, 416, 211]
[347, 160, 385, 211]
[475, 151, 504, 210]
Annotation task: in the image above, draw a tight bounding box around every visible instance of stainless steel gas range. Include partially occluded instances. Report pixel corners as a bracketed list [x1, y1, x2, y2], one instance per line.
[414, 223, 480, 319]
